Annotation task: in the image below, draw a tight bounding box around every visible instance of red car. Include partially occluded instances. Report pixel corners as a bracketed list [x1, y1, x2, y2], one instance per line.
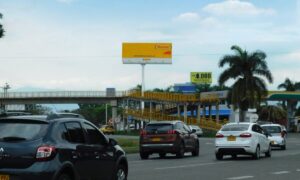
[139, 121, 199, 159]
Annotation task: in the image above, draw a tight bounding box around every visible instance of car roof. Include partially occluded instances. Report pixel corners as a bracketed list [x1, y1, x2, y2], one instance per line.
[0, 115, 49, 123]
[224, 122, 255, 126]
[261, 124, 282, 127]
[147, 120, 181, 125]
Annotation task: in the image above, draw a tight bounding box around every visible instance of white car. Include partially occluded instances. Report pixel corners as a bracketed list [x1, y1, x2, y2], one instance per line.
[215, 123, 271, 160]
[189, 125, 203, 137]
[261, 124, 287, 150]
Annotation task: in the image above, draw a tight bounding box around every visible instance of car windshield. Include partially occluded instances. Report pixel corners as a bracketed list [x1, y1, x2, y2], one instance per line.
[262, 126, 281, 134]
[0, 121, 48, 142]
[145, 124, 173, 134]
[221, 124, 249, 131]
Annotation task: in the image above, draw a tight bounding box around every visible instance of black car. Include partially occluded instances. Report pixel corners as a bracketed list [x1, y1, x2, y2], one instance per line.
[0, 115, 128, 180]
[140, 121, 199, 159]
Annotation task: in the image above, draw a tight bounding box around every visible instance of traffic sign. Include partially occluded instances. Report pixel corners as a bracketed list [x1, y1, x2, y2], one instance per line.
[191, 72, 212, 84]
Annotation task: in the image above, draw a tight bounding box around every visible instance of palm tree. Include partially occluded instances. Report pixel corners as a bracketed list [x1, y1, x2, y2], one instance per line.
[0, 13, 4, 38]
[277, 78, 300, 128]
[218, 45, 273, 121]
[278, 78, 300, 91]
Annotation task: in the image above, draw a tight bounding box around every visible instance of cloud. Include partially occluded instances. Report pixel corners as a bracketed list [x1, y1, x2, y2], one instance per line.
[203, 0, 276, 16]
[174, 12, 200, 22]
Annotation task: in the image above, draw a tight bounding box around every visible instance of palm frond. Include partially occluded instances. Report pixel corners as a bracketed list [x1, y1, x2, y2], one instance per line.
[253, 69, 273, 83]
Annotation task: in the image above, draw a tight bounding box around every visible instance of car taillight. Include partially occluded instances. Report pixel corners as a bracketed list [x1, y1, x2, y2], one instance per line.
[240, 133, 252, 138]
[167, 130, 176, 134]
[36, 146, 56, 161]
[140, 130, 147, 136]
[216, 133, 224, 138]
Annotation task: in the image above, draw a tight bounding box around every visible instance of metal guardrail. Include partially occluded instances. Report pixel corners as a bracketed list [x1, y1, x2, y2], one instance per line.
[0, 91, 126, 98]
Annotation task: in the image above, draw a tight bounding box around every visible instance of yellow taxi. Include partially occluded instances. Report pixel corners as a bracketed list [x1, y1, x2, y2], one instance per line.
[100, 125, 115, 134]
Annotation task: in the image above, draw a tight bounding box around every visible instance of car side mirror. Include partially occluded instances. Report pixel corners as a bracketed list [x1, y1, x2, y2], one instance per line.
[191, 129, 196, 134]
[109, 138, 118, 146]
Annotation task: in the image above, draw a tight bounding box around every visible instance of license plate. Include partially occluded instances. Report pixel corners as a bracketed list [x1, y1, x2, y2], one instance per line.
[271, 141, 275, 145]
[227, 136, 236, 141]
[152, 138, 161, 142]
[0, 175, 9, 180]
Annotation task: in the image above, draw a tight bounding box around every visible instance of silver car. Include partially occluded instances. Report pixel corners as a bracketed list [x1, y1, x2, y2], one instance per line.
[261, 124, 287, 150]
[189, 125, 203, 137]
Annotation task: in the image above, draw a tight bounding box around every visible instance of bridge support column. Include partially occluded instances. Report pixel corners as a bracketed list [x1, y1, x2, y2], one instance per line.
[184, 103, 187, 123]
[216, 103, 220, 124]
[209, 105, 212, 120]
[149, 102, 152, 122]
[111, 100, 118, 130]
[202, 105, 206, 120]
[197, 104, 201, 125]
[177, 105, 181, 117]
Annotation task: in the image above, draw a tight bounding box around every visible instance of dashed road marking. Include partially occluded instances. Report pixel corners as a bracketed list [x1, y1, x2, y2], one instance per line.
[155, 162, 228, 170]
[271, 171, 290, 175]
[226, 176, 254, 180]
[296, 169, 300, 172]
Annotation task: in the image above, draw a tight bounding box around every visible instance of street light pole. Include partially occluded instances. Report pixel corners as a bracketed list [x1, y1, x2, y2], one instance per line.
[1, 83, 11, 111]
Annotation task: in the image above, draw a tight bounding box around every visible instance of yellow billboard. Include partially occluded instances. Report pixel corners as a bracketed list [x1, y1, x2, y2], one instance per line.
[191, 72, 212, 84]
[122, 43, 172, 64]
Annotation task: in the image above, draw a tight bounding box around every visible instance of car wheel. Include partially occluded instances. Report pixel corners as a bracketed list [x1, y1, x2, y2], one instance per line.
[215, 153, 223, 160]
[231, 154, 237, 159]
[253, 146, 260, 160]
[159, 153, 166, 158]
[115, 164, 127, 180]
[140, 152, 149, 160]
[192, 141, 199, 156]
[281, 145, 286, 150]
[176, 142, 185, 158]
[57, 174, 71, 180]
[265, 145, 271, 157]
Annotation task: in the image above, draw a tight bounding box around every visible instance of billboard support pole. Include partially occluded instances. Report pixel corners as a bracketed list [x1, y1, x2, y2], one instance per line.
[141, 64, 145, 112]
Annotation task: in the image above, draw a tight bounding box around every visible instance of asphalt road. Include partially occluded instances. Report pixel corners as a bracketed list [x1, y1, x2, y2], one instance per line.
[126, 134, 300, 180]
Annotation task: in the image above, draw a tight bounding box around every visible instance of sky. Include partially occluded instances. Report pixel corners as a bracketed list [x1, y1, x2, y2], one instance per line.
[0, 0, 299, 92]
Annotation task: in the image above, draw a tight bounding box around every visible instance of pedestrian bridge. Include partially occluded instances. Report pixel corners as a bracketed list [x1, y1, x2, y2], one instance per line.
[0, 91, 126, 104]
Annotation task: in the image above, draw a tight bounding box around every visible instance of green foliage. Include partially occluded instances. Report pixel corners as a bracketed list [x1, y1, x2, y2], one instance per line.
[258, 105, 287, 122]
[218, 45, 273, 121]
[0, 13, 4, 38]
[73, 104, 112, 126]
[115, 138, 139, 154]
[25, 104, 51, 115]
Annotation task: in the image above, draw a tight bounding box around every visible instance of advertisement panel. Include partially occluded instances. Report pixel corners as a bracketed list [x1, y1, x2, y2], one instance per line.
[122, 43, 172, 64]
[190, 72, 212, 84]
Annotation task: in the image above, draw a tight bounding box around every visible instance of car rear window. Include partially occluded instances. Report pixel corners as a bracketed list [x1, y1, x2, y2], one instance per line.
[221, 124, 249, 131]
[145, 124, 173, 134]
[262, 126, 281, 133]
[0, 121, 48, 142]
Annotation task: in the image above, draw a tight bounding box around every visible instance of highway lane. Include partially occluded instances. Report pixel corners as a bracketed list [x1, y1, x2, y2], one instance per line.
[127, 134, 300, 180]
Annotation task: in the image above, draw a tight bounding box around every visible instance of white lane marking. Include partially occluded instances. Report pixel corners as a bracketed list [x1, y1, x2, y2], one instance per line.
[271, 171, 290, 175]
[296, 169, 300, 172]
[226, 176, 254, 180]
[155, 162, 228, 170]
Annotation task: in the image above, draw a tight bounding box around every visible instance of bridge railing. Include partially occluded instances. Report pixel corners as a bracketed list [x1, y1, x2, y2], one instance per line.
[0, 91, 126, 98]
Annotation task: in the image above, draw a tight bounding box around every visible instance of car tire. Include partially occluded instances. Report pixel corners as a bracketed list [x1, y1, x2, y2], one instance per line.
[140, 152, 149, 160]
[215, 153, 223, 160]
[231, 154, 237, 159]
[159, 153, 166, 158]
[176, 142, 185, 158]
[253, 146, 260, 160]
[57, 174, 71, 180]
[281, 145, 286, 150]
[265, 145, 271, 157]
[192, 141, 199, 156]
[114, 164, 127, 180]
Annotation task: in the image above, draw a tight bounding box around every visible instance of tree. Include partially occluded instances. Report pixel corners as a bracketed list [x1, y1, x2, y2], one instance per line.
[0, 13, 4, 38]
[218, 45, 273, 121]
[258, 105, 286, 123]
[277, 78, 300, 110]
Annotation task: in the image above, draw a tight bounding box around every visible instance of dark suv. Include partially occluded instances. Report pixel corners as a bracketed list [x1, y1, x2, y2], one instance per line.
[0, 115, 128, 180]
[139, 121, 199, 159]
